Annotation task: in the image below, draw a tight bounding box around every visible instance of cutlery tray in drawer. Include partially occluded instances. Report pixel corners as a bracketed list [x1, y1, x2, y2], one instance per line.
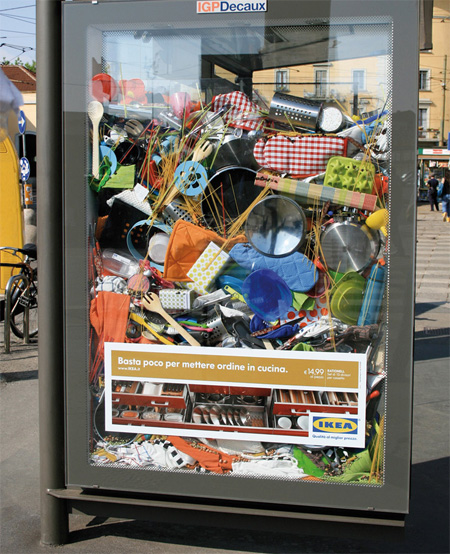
[272, 389, 358, 416]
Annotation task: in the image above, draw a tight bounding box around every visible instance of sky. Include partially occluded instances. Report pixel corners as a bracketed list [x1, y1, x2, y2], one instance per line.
[0, 1, 36, 66]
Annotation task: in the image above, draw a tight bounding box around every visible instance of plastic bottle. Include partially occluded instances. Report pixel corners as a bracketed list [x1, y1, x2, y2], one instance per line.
[357, 263, 386, 326]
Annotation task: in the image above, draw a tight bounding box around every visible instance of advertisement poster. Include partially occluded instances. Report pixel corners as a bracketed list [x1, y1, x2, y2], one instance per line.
[104, 343, 367, 448]
[86, 17, 389, 484]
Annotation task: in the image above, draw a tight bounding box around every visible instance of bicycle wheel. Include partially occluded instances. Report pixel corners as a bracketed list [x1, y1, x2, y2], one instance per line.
[8, 276, 38, 339]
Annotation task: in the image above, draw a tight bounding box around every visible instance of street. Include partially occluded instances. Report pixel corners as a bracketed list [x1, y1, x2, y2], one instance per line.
[1, 202, 449, 554]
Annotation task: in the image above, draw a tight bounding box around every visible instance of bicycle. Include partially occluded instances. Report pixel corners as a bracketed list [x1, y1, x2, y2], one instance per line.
[0, 244, 38, 340]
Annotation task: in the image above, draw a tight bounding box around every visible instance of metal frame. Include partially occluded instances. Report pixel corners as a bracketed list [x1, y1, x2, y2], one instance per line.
[37, 0, 68, 545]
[38, 0, 419, 545]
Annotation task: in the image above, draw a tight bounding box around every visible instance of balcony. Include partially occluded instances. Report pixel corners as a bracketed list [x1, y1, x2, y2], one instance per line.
[418, 128, 440, 142]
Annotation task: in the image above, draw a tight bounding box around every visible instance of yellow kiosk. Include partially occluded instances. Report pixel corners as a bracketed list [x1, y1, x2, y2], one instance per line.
[0, 135, 23, 292]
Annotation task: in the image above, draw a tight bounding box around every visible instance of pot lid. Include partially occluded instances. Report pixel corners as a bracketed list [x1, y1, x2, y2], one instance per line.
[321, 220, 380, 273]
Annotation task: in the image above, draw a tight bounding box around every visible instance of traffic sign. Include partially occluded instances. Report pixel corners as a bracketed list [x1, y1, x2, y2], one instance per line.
[18, 110, 26, 135]
[20, 157, 31, 182]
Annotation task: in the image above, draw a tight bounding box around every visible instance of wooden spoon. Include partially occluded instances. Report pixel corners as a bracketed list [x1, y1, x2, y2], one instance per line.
[88, 100, 104, 178]
[143, 292, 200, 347]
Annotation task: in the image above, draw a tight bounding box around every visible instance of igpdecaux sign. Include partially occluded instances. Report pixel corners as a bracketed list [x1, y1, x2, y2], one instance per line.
[197, 1, 267, 13]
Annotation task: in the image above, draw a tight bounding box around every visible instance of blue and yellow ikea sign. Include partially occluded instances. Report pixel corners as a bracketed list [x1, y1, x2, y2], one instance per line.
[312, 416, 358, 434]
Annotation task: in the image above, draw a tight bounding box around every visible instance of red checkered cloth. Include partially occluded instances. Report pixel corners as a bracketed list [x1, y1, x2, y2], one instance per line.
[211, 91, 264, 132]
[254, 135, 347, 177]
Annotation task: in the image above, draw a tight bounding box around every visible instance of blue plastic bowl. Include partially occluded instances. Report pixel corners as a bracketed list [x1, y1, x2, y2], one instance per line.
[242, 269, 292, 321]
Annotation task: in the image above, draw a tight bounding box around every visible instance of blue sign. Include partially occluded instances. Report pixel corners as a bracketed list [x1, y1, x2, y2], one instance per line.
[311, 416, 358, 435]
[20, 157, 31, 182]
[18, 110, 26, 135]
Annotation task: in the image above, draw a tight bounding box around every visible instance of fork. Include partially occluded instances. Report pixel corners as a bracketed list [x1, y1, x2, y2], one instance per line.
[143, 292, 200, 347]
[192, 140, 213, 162]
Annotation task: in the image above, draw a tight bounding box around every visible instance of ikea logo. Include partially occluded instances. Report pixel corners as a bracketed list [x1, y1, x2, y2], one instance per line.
[197, 1, 267, 13]
[312, 417, 358, 434]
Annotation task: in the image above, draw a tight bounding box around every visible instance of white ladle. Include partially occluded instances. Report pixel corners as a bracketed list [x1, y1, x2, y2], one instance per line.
[88, 100, 104, 179]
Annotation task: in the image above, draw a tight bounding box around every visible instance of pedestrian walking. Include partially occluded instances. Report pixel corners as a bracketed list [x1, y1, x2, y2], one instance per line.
[440, 171, 450, 223]
[426, 173, 440, 211]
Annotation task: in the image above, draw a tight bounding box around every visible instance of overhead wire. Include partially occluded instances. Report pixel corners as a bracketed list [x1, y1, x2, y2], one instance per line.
[1, 30, 36, 35]
[0, 3, 35, 62]
[0, 14, 36, 24]
[0, 4, 35, 12]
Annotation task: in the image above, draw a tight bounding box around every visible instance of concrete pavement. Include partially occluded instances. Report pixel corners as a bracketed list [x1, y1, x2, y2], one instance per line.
[1, 203, 449, 553]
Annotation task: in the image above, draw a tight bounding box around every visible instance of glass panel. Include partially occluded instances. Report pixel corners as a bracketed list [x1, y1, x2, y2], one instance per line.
[84, 18, 392, 486]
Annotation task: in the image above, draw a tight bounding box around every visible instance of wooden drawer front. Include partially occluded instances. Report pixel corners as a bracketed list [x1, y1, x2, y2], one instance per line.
[273, 401, 357, 415]
[189, 385, 271, 396]
[112, 393, 187, 410]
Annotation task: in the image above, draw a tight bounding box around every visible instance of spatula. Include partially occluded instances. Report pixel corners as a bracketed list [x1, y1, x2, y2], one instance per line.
[143, 292, 200, 347]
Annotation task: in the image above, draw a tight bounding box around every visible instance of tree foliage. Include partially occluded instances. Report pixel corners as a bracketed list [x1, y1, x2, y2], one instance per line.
[1, 57, 36, 73]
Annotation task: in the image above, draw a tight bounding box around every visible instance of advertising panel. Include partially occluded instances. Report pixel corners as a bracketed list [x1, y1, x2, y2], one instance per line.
[66, 4, 401, 489]
[104, 343, 367, 448]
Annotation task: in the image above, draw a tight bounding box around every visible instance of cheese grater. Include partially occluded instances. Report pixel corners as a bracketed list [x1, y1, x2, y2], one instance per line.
[162, 199, 196, 227]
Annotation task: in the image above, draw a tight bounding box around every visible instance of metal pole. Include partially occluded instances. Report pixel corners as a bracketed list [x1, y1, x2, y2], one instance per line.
[37, 0, 69, 546]
[441, 54, 447, 147]
[352, 81, 359, 117]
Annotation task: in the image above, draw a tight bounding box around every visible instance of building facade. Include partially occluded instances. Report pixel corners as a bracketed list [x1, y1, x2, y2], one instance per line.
[417, 0, 450, 191]
[418, 0, 449, 148]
